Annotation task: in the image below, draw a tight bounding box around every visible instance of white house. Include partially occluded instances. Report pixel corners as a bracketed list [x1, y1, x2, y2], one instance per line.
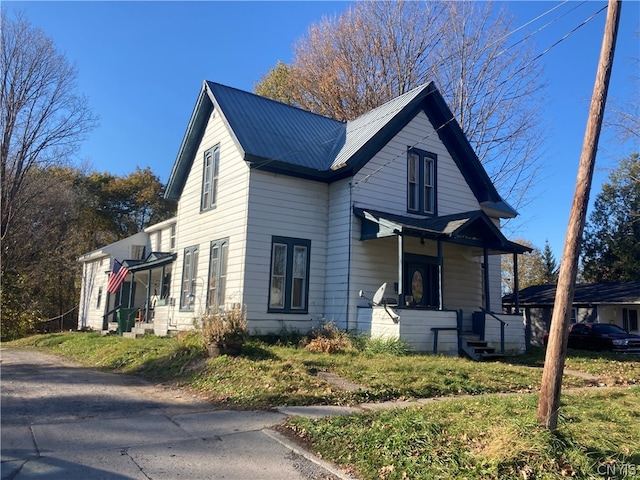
[77, 81, 530, 356]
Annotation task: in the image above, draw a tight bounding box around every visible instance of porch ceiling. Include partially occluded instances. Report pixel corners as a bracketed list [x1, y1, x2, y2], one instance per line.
[354, 207, 531, 254]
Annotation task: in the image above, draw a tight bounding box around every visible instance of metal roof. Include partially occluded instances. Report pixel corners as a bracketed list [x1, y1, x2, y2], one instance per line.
[208, 82, 344, 171]
[164, 80, 517, 218]
[503, 282, 640, 305]
[331, 83, 432, 169]
[353, 207, 531, 254]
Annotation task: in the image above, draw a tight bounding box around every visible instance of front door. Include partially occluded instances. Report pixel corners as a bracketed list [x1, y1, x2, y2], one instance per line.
[404, 257, 439, 308]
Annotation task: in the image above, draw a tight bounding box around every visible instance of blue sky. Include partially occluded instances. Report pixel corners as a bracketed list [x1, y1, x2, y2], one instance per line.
[7, 1, 640, 260]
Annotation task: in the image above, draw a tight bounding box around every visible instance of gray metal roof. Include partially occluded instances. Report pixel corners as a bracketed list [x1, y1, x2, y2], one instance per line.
[164, 80, 517, 219]
[353, 207, 531, 254]
[331, 84, 432, 170]
[503, 282, 640, 305]
[208, 82, 345, 171]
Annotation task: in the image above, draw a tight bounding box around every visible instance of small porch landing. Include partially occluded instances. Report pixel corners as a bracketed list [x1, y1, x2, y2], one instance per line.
[361, 307, 525, 358]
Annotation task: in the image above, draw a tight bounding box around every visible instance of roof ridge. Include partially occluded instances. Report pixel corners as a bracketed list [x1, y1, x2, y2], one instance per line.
[206, 80, 345, 125]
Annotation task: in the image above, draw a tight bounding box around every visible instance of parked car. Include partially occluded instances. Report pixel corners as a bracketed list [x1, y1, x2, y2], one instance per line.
[543, 323, 640, 353]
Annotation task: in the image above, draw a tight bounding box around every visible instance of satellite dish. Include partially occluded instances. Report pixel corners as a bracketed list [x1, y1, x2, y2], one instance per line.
[372, 283, 387, 306]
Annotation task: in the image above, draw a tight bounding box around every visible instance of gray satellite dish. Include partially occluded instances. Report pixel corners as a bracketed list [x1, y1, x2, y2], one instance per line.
[372, 283, 387, 306]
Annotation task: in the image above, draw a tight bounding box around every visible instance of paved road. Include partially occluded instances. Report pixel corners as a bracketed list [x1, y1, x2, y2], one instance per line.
[0, 348, 351, 480]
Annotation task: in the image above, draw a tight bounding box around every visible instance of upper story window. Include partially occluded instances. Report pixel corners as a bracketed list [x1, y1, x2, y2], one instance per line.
[268, 236, 311, 314]
[131, 245, 145, 260]
[407, 148, 436, 215]
[170, 224, 176, 250]
[201, 145, 220, 211]
[180, 245, 199, 310]
[208, 238, 229, 311]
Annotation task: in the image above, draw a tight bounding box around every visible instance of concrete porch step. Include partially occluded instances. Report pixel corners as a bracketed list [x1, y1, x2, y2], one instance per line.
[122, 323, 155, 338]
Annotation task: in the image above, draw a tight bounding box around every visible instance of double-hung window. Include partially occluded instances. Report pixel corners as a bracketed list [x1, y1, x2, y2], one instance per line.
[201, 145, 220, 211]
[208, 238, 229, 311]
[268, 236, 311, 313]
[407, 148, 436, 215]
[180, 246, 199, 310]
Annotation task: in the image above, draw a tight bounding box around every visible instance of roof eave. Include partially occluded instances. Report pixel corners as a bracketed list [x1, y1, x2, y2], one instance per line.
[165, 82, 213, 201]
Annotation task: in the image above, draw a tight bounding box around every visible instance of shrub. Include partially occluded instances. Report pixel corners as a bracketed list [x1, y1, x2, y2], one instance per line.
[199, 305, 249, 346]
[304, 322, 354, 353]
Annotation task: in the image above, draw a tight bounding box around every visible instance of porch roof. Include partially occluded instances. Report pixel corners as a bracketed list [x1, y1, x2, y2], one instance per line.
[354, 207, 531, 254]
[124, 252, 176, 272]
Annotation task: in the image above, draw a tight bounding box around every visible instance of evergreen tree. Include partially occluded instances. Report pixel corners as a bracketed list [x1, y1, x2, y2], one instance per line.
[541, 240, 559, 284]
[581, 154, 640, 282]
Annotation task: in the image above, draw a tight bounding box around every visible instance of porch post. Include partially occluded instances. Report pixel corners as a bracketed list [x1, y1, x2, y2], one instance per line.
[128, 273, 135, 308]
[145, 269, 152, 322]
[437, 240, 443, 310]
[513, 252, 520, 314]
[103, 291, 111, 330]
[397, 233, 404, 306]
[483, 248, 490, 312]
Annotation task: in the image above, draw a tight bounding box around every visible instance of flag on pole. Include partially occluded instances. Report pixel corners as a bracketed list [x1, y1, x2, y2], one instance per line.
[107, 260, 130, 294]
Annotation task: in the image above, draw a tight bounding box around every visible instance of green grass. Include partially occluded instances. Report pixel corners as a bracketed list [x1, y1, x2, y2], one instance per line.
[284, 387, 640, 479]
[6, 332, 639, 479]
[6, 332, 637, 408]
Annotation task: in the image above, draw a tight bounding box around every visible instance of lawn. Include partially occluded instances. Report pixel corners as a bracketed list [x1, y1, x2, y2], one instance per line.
[5, 332, 639, 479]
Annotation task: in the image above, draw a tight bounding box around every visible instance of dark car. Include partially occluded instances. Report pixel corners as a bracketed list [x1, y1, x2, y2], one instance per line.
[566, 323, 640, 353]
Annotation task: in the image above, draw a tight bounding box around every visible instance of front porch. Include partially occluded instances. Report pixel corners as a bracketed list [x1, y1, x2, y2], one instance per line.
[101, 252, 176, 336]
[357, 306, 525, 357]
[351, 206, 529, 357]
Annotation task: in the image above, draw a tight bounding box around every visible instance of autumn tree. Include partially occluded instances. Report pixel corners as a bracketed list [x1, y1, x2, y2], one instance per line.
[255, 0, 546, 209]
[0, 11, 97, 264]
[581, 154, 640, 282]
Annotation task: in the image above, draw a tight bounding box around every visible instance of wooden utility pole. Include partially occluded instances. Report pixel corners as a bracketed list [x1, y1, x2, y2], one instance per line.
[537, 0, 622, 431]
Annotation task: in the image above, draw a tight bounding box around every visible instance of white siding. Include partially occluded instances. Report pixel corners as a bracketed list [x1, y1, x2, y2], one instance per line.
[370, 307, 459, 354]
[325, 178, 354, 329]
[78, 257, 110, 330]
[341, 111, 506, 331]
[170, 110, 250, 331]
[351, 111, 479, 216]
[243, 170, 329, 333]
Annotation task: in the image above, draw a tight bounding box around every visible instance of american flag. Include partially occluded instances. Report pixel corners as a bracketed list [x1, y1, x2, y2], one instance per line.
[107, 260, 130, 294]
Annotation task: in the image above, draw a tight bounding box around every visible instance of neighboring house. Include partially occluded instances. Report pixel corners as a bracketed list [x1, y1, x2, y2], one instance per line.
[77, 218, 177, 331]
[502, 282, 640, 346]
[78, 80, 531, 355]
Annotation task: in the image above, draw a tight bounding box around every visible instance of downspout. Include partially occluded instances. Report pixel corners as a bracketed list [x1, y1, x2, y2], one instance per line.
[346, 182, 353, 331]
[483, 248, 490, 312]
[397, 232, 404, 306]
[437, 239, 443, 310]
[513, 252, 520, 314]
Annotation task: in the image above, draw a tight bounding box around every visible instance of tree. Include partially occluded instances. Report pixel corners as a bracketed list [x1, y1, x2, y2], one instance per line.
[541, 240, 559, 284]
[581, 153, 640, 282]
[255, 0, 546, 209]
[501, 239, 547, 294]
[606, 50, 639, 150]
[1, 11, 98, 268]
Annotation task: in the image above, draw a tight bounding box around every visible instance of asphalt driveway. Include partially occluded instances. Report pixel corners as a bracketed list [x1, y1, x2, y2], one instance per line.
[0, 348, 351, 480]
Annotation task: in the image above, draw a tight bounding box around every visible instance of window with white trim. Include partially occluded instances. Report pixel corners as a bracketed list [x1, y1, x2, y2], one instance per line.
[201, 145, 220, 211]
[268, 236, 311, 313]
[407, 148, 436, 215]
[207, 238, 229, 311]
[170, 224, 176, 250]
[180, 246, 199, 310]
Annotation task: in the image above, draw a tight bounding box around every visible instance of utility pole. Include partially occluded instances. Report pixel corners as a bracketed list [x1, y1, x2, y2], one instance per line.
[537, 0, 622, 431]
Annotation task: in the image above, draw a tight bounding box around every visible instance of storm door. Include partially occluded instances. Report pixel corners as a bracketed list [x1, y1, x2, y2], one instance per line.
[404, 255, 439, 308]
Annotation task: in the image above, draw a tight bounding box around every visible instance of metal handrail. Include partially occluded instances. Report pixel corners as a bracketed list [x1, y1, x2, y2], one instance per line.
[479, 307, 507, 354]
[429, 309, 463, 355]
